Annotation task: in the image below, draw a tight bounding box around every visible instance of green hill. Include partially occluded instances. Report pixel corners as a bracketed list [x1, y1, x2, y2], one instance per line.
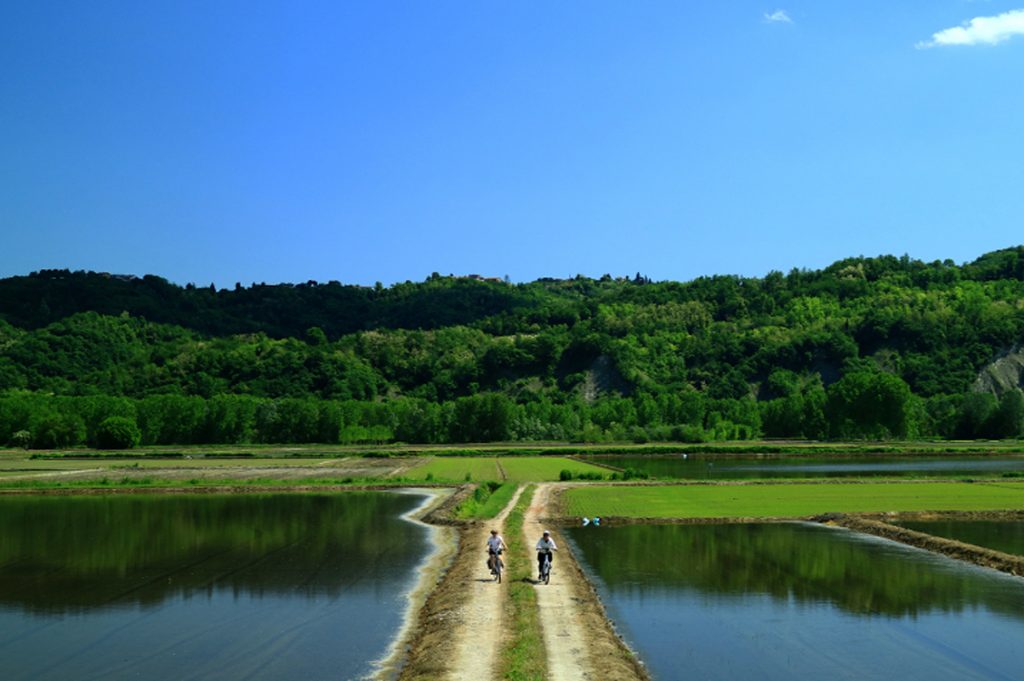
[1, 247, 1023, 447]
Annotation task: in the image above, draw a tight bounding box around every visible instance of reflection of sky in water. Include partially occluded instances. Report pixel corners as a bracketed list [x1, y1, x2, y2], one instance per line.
[570, 524, 1024, 681]
[0, 493, 431, 681]
[608, 592, 1022, 681]
[2, 592, 402, 681]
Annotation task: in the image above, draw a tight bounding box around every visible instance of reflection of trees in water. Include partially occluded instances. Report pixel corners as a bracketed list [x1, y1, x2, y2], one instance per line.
[571, 523, 1024, 619]
[0, 493, 426, 613]
[898, 520, 1024, 558]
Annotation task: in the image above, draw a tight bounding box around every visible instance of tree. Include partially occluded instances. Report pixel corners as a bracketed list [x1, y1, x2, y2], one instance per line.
[95, 416, 142, 449]
[826, 371, 916, 439]
[989, 389, 1024, 439]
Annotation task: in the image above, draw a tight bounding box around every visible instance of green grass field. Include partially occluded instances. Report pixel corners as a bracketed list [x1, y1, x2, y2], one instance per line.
[563, 481, 1024, 519]
[405, 457, 502, 481]
[499, 457, 606, 482]
[405, 456, 608, 482]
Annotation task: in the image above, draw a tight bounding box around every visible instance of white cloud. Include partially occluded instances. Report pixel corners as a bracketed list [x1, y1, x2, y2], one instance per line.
[764, 10, 793, 24]
[917, 8, 1024, 48]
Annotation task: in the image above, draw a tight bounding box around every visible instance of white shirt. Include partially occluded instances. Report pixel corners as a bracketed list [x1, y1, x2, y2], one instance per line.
[536, 537, 557, 552]
[487, 534, 505, 552]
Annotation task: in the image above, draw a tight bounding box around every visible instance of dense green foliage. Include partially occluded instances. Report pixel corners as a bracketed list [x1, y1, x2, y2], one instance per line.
[94, 416, 141, 449]
[2, 247, 1024, 445]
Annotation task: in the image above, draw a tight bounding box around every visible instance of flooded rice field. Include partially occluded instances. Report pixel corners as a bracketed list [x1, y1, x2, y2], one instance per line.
[894, 520, 1024, 558]
[568, 523, 1024, 681]
[586, 454, 1024, 480]
[0, 492, 435, 681]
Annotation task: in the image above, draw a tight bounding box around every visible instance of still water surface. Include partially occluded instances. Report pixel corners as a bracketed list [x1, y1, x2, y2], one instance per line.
[568, 523, 1024, 681]
[0, 492, 432, 681]
[588, 454, 1024, 479]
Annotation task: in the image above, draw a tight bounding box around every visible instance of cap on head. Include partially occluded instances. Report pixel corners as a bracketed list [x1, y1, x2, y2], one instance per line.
[543, 530, 550, 536]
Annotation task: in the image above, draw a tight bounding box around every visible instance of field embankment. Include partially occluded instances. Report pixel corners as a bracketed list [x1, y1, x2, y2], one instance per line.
[822, 514, 1024, 577]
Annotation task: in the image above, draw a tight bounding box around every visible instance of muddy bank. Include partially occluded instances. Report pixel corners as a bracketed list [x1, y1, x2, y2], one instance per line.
[821, 514, 1024, 578]
[546, 514, 801, 527]
[373, 489, 457, 680]
[396, 522, 483, 681]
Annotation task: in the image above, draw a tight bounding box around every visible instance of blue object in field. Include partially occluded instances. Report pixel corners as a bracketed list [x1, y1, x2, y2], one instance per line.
[593, 517, 601, 526]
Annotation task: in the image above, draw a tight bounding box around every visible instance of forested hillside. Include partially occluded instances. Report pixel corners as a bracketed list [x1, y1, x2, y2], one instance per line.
[2, 247, 1024, 448]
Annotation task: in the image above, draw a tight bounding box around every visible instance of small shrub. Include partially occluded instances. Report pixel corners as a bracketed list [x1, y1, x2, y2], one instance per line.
[9, 430, 31, 449]
[559, 469, 574, 481]
[621, 467, 649, 481]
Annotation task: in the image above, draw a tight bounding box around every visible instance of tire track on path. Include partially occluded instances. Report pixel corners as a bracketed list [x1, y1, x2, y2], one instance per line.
[522, 483, 649, 681]
[445, 484, 525, 680]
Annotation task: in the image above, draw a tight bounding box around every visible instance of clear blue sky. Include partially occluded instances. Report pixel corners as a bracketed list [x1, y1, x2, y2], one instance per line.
[2, 1, 1023, 287]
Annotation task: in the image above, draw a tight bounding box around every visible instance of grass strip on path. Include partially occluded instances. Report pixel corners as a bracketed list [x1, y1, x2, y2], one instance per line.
[455, 482, 519, 520]
[563, 481, 1024, 519]
[498, 484, 548, 681]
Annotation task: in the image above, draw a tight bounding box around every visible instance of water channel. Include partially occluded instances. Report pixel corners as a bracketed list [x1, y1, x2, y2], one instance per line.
[0, 492, 435, 681]
[568, 523, 1024, 680]
[585, 454, 1024, 480]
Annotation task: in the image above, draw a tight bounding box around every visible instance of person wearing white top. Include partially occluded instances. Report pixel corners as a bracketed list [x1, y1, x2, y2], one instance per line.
[535, 530, 557, 578]
[487, 529, 507, 554]
[487, 529, 507, 576]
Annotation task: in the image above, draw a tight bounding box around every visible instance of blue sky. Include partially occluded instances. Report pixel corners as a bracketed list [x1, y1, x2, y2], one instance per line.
[2, 1, 1023, 287]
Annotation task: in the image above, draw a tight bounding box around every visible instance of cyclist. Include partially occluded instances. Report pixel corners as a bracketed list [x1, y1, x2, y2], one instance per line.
[535, 530, 557, 579]
[487, 529, 507, 575]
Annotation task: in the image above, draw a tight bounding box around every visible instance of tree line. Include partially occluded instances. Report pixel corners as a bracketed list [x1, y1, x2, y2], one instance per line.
[1, 383, 1021, 449]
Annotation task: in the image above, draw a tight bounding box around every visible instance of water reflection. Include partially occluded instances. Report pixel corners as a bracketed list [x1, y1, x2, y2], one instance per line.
[569, 523, 1024, 681]
[896, 520, 1024, 558]
[0, 493, 431, 680]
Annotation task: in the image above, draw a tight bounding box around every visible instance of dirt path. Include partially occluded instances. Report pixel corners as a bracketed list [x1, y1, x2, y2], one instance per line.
[522, 484, 649, 681]
[444, 485, 525, 680]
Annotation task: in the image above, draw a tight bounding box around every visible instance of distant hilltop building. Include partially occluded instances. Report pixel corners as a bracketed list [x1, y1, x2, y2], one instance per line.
[460, 274, 505, 283]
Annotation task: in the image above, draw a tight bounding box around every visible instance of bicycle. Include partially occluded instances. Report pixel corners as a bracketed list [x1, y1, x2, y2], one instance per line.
[539, 551, 552, 585]
[488, 550, 504, 583]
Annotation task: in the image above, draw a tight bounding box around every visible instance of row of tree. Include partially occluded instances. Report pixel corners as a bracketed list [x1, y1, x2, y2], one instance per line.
[3, 380, 1022, 449]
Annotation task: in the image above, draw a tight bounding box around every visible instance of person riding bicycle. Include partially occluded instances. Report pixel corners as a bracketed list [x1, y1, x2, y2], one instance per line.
[535, 530, 557, 579]
[487, 529, 507, 573]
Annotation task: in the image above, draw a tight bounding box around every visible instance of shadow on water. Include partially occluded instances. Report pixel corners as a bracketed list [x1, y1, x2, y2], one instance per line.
[569, 523, 1024, 681]
[0, 493, 432, 681]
